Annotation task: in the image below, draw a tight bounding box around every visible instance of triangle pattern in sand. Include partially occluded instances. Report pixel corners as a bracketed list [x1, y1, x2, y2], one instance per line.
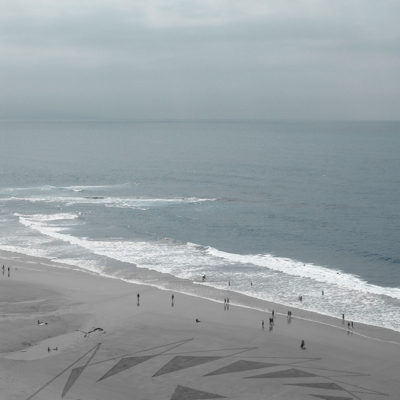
[170, 385, 226, 400]
[286, 382, 344, 390]
[310, 395, 353, 400]
[205, 360, 278, 376]
[98, 355, 155, 381]
[62, 343, 101, 398]
[62, 366, 84, 398]
[246, 368, 317, 379]
[153, 356, 221, 377]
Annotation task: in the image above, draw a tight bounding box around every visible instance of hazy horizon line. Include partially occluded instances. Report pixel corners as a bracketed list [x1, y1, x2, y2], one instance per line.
[1, 118, 400, 123]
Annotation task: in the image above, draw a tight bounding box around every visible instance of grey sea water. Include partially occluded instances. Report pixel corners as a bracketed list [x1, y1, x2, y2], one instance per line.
[0, 121, 399, 330]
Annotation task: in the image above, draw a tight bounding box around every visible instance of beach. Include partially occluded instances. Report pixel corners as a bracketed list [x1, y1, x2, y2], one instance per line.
[1, 250, 399, 400]
[2, 0, 400, 396]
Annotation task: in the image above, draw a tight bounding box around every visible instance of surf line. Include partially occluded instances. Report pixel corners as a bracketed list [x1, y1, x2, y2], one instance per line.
[8, 251, 400, 347]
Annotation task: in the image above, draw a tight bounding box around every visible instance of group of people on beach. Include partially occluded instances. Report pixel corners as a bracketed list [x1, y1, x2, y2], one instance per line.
[2, 264, 10, 277]
[261, 309, 305, 347]
[342, 313, 355, 333]
[261, 310, 277, 332]
[223, 297, 230, 310]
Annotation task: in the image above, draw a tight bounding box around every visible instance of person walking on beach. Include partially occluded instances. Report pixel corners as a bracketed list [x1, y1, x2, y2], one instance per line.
[269, 317, 274, 331]
[2, 265, 4, 276]
[226, 297, 230, 310]
[272, 309, 275, 318]
[7, 266, 10, 278]
[224, 298, 227, 310]
[171, 294, 174, 307]
[262, 320, 265, 330]
[137, 293, 140, 306]
[287, 310, 292, 323]
[300, 339, 305, 349]
[342, 313, 345, 324]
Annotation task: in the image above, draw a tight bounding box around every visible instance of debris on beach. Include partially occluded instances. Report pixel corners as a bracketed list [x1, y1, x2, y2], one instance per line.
[78, 327, 105, 338]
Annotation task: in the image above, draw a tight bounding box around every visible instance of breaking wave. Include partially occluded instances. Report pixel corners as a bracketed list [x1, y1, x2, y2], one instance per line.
[5, 211, 400, 332]
[1, 195, 217, 209]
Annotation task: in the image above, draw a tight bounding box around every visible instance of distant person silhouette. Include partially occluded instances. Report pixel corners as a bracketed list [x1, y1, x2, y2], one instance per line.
[137, 293, 140, 306]
[300, 340, 306, 349]
[287, 310, 292, 323]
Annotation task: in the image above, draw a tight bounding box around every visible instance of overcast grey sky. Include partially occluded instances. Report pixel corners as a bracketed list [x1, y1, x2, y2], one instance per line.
[1, 0, 399, 120]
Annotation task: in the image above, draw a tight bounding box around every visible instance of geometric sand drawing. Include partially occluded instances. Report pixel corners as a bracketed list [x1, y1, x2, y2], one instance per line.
[23, 339, 389, 400]
[153, 356, 221, 377]
[97, 355, 155, 381]
[286, 382, 344, 390]
[170, 385, 226, 400]
[204, 360, 278, 376]
[310, 395, 353, 400]
[62, 366, 84, 398]
[61, 343, 101, 398]
[246, 368, 317, 379]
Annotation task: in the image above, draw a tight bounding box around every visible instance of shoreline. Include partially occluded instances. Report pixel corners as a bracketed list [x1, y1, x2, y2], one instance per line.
[1, 248, 399, 345]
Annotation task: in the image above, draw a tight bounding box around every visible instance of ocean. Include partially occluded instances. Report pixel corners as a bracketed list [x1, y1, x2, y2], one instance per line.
[0, 120, 399, 330]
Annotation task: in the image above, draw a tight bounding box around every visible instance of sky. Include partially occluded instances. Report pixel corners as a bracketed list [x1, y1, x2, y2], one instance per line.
[1, 0, 399, 120]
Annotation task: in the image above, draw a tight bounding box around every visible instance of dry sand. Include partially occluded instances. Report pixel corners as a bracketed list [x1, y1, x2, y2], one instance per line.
[0, 250, 399, 400]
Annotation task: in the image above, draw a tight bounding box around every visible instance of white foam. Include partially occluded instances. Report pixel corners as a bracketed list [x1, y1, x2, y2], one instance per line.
[13, 212, 400, 299]
[60, 183, 131, 191]
[205, 247, 400, 299]
[0, 185, 56, 193]
[8, 212, 400, 332]
[14, 213, 79, 222]
[0, 183, 129, 194]
[1, 195, 217, 209]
